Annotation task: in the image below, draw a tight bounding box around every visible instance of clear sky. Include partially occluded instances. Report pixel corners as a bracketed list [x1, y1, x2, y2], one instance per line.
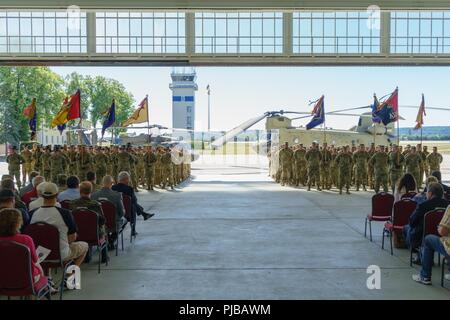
[51, 66, 450, 132]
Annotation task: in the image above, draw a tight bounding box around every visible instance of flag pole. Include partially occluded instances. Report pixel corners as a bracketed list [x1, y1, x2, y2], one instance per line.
[146, 95, 151, 144]
[322, 95, 326, 143]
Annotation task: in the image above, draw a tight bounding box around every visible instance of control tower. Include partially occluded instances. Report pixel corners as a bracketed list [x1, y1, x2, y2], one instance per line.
[169, 69, 198, 130]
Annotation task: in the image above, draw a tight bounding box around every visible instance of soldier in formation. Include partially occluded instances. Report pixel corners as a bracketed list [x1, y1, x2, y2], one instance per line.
[269, 141, 445, 195]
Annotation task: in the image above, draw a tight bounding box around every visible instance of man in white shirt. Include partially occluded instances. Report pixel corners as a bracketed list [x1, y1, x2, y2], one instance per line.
[30, 182, 88, 267]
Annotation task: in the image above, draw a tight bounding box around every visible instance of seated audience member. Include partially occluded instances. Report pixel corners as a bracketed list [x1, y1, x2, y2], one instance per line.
[57, 174, 68, 192]
[29, 181, 61, 212]
[70, 181, 108, 263]
[413, 205, 450, 285]
[86, 172, 98, 191]
[403, 182, 449, 264]
[57, 176, 80, 202]
[1, 174, 13, 181]
[30, 182, 88, 267]
[423, 171, 450, 195]
[413, 176, 439, 205]
[92, 175, 127, 250]
[112, 171, 154, 237]
[394, 173, 417, 202]
[22, 176, 45, 207]
[0, 180, 29, 226]
[0, 208, 55, 293]
[19, 171, 40, 197]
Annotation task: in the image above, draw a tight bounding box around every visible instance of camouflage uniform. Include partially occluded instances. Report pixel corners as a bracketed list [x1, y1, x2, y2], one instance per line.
[330, 151, 339, 188]
[21, 148, 33, 185]
[278, 146, 293, 186]
[335, 150, 353, 194]
[143, 149, 157, 190]
[405, 152, 423, 189]
[31, 147, 42, 173]
[320, 147, 332, 190]
[161, 150, 174, 189]
[6, 151, 24, 188]
[305, 147, 322, 191]
[67, 148, 78, 176]
[369, 151, 389, 194]
[367, 147, 376, 189]
[352, 149, 369, 191]
[93, 151, 109, 185]
[41, 150, 52, 182]
[388, 151, 405, 193]
[422, 148, 430, 179]
[50, 151, 68, 183]
[293, 147, 307, 186]
[76, 149, 93, 181]
[427, 152, 443, 173]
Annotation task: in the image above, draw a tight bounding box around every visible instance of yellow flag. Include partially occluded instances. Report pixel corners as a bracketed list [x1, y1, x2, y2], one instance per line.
[122, 96, 148, 127]
[50, 97, 70, 128]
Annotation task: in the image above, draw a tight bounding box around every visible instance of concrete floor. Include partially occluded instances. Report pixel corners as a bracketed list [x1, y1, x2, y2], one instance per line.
[1, 157, 450, 299]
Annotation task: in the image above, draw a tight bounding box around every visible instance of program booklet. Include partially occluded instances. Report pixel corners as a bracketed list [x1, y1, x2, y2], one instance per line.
[36, 245, 51, 263]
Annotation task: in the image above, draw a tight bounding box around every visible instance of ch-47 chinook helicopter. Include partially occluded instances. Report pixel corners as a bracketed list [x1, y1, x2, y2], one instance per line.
[210, 104, 450, 153]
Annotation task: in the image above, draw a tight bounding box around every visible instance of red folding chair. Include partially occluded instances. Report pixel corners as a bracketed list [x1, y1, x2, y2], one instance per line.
[122, 194, 135, 243]
[0, 240, 51, 300]
[22, 222, 71, 300]
[401, 192, 417, 200]
[382, 198, 417, 255]
[60, 200, 72, 211]
[72, 208, 108, 273]
[99, 199, 125, 256]
[410, 207, 446, 267]
[365, 192, 394, 241]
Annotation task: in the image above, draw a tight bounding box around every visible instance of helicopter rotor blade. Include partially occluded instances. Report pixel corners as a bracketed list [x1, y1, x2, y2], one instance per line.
[211, 114, 268, 149]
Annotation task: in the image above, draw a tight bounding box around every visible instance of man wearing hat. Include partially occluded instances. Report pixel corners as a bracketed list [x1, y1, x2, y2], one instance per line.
[6, 146, 24, 189]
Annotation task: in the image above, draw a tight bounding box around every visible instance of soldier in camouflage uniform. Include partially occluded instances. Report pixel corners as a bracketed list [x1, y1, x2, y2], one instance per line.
[31, 144, 43, 173]
[76, 145, 93, 181]
[127, 145, 139, 192]
[422, 145, 430, 179]
[427, 146, 443, 173]
[160, 147, 174, 190]
[110, 145, 119, 182]
[388, 144, 405, 193]
[278, 142, 293, 186]
[369, 146, 389, 194]
[335, 146, 353, 194]
[20, 145, 33, 186]
[293, 144, 307, 186]
[405, 146, 423, 190]
[50, 146, 68, 183]
[154, 147, 163, 187]
[67, 145, 78, 176]
[305, 142, 322, 191]
[320, 143, 332, 190]
[6, 146, 24, 189]
[367, 143, 376, 189]
[136, 147, 146, 188]
[116, 145, 133, 178]
[352, 144, 369, 191]
[93, 146, 109, 185]
[143, 145, 157, 190]
[41, 146, 52, 182]
[417, 144, 427, 186]
[330, 147, 339, 188]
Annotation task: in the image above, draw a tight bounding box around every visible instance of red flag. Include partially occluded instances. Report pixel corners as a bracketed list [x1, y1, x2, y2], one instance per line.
[23, 98, 36, 119]
[414, 94, 426, 130]
[67, 89, 81, 120]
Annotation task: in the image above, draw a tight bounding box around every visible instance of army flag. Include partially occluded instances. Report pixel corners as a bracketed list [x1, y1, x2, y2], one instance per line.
[122, 96, 148, 127]
[371, 94, 382, 123]
[414, 94, 426, 130]
[102, 99, 116, 138]
[51, 97, 70, 128]
[306, 95, 325, 130]
[372, 88, 399, 126]
[23, 98, 37, 140]
[66, 89, 81, 121]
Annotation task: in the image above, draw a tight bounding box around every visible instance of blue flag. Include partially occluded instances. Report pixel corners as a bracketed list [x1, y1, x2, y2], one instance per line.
[57, 123, 66, 134]
[306, 95, 325, 130]
[371, 95, 382, 123]
[102, 100, 116, 138]
[372, 88, 399, 126]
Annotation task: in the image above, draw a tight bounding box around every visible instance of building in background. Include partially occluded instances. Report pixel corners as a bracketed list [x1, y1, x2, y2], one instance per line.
[169, 69, 198, 130]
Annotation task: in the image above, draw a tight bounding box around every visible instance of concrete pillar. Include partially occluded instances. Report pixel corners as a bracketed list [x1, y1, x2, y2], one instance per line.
[380, 12, 391, 55]
[283, 12, 293, 56]
[185, 12, 195, 55]
[87, 12, 96, 54]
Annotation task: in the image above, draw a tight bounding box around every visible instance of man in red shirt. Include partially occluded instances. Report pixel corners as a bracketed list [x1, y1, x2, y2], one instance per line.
[22, 176, 45, 207]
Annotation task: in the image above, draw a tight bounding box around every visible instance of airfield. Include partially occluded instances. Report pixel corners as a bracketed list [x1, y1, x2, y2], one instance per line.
[1, 153, 449, 299]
